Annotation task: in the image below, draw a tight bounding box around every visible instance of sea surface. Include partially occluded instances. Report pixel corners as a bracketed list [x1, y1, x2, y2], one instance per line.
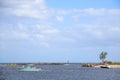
[0, 64, 120, 80]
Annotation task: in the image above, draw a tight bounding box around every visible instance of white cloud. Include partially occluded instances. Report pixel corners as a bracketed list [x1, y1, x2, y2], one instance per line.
[12, 31, 29, 39]
[73, 8, 120, 16]
[0, 30, 29, 40]
[109, 27, 120, 32]
[1, 0, 120, 23]
[18, 23, 26, 31]
[83, 8, 106, 16]
[36, 24, 60, 34]
[1, 0, 48, 19]
[42, 29, 59, 34]
[35, 34, 45, 39]
[56, 16, 64, 22]
[40, 42, 49, 47]
[0, 0, 120, 48]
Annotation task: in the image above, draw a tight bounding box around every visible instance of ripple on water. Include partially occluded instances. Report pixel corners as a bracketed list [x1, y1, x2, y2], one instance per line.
[0, 65, 120, 80]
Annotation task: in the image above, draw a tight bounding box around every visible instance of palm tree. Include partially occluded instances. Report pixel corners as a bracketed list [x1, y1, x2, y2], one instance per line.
[99, 51, 107, 64]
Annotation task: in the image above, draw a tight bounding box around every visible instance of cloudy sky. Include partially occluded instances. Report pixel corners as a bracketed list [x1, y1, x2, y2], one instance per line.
[0, 0, 120, 63]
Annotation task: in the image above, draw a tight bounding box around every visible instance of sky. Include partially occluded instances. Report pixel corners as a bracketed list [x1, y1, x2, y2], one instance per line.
[0, 0, 120, 63]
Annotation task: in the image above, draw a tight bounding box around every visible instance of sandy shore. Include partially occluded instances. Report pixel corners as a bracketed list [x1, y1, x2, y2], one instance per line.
[93, 64, 120, 68]
[109, 65, 120, 68]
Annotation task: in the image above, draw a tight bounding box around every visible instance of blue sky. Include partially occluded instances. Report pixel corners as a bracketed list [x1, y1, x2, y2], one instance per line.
[0, 0, 120, 63]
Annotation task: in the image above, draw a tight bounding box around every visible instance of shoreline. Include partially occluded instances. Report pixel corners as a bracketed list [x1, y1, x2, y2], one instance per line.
[82, 63, 120, 68]
[1, 63, 120, 68]
[93, 64, 120, 68]
[109, 65, 120, 68]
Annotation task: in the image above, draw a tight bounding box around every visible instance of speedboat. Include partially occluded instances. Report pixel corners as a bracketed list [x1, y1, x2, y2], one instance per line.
[19, 66, 41, 72]
[100, 65, 111, 69]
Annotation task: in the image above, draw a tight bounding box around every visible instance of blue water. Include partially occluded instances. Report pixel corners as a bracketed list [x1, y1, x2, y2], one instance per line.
[0, 64, 120, 80]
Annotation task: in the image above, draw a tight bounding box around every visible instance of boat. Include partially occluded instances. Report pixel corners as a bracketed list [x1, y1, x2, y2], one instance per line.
[100, 65, 111, 69]
[19, 66, 41, 72]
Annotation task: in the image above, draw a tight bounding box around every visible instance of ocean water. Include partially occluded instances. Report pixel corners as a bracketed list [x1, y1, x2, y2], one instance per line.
[0, 64, 120, 80]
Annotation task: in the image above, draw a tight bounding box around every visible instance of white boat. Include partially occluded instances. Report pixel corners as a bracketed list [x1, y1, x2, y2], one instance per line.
[19, 66, 41, 72]
[100, 65, 111, 69]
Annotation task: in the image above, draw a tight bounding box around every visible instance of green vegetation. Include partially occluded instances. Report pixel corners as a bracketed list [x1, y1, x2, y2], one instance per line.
[99, 51, 107, 63]
[106, 61, 120, 65]
[82, 51, 120, 68]
[82, 64, 93, 67]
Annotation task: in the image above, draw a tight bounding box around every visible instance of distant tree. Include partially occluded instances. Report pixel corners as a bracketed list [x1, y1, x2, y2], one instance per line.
[99, 51, 108, 63]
